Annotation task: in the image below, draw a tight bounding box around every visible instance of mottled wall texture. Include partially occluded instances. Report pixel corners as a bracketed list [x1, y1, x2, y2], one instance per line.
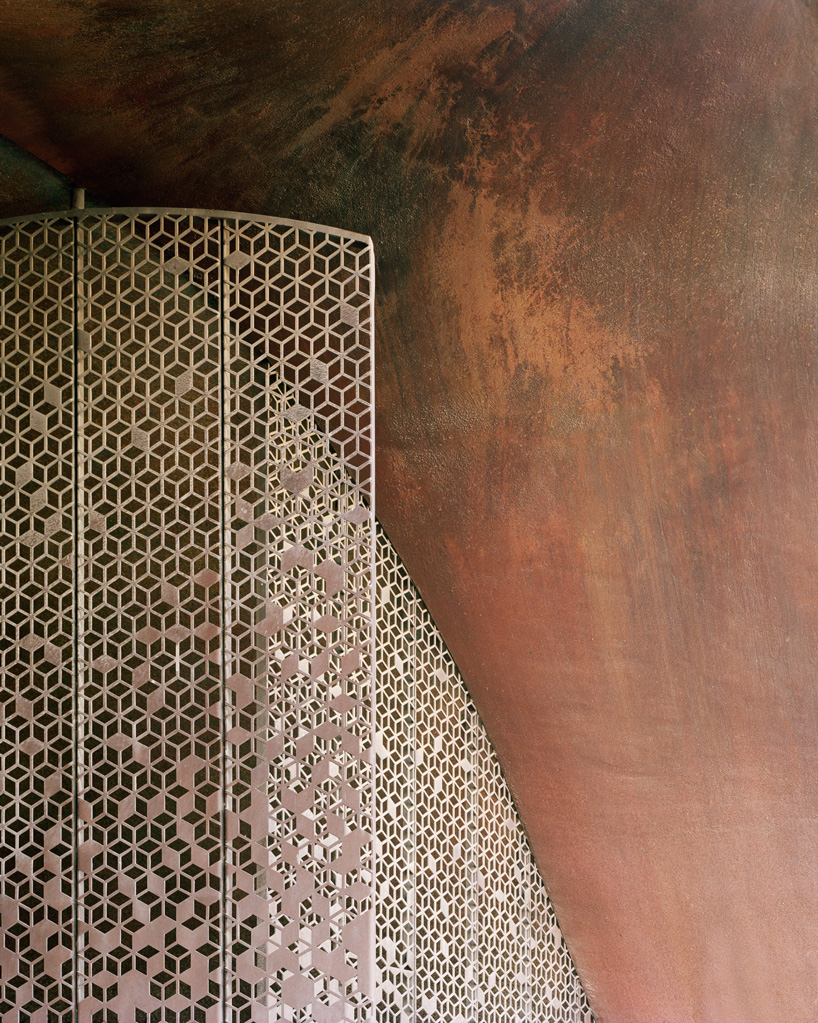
[1, 1, 818, 1020]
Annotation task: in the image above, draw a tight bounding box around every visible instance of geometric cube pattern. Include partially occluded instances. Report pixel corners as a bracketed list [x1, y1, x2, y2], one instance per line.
[222, 219, 374, 1023]
[1, 206, 590, 1023]
[75, 212, 224, 1022]
[375, 528, 594, 1023]
[0, 209, 374, 1022]
[0, 215, 75, 1023]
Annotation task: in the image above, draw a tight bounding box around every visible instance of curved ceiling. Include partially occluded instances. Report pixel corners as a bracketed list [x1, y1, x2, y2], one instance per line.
[2, 2, 818, 1019]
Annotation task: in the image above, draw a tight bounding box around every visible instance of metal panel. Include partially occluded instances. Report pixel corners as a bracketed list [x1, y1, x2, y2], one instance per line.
[476, 726, 529, 1023]
[0, 216, 75, 1023]
[373, 550, 416, 1023]
[0, 207, 375, 1022]
[222, 219, 375, 1022]
[374, 526, 594, 1023]
[0, 206, 591, 1023]
[75, 211, 224, 1020]
[413, 607, 478, 1023]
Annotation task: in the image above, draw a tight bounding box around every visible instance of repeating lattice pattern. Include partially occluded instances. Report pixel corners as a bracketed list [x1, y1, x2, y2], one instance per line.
[0, 209, 374, 1022]
[375, 528, 594, 1023]
[222, 220, 374, 1023]
[372, 549, 415, 1023]
[222, 220, 372, 488]
[75, 213, 224, 1020]
[0, 207, 592, 1023]
[0, 216, 74, 1023]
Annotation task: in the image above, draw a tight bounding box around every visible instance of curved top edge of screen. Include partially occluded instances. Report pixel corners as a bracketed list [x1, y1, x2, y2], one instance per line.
[0, 202, 376, 495]
[0, 206, 374, 249]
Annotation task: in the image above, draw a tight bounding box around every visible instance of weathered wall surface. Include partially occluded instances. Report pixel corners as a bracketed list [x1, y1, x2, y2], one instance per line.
[2, 2, 818, 1019]
[0, 134, 72, 215]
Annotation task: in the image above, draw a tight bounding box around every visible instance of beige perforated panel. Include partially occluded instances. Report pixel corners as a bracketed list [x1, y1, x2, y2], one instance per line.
[0, 209, 374, 1022]
[0, 206, 591, 1023]
[74, 212, 224, 1021]
[375, 528, 594, 1023]
[0, 215, 75, 1023]
[222, 219, 374, 1023]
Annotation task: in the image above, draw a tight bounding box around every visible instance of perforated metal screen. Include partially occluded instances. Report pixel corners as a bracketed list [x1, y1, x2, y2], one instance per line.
[0, 207, 591, 1023]
[375, 529, 593, 1023]
[0, 209, 374, 1022]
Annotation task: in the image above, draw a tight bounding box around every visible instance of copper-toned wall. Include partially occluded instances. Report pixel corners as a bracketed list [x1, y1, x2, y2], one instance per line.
[0, 135, 73, 215]
[1, 2, 818, 1020]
